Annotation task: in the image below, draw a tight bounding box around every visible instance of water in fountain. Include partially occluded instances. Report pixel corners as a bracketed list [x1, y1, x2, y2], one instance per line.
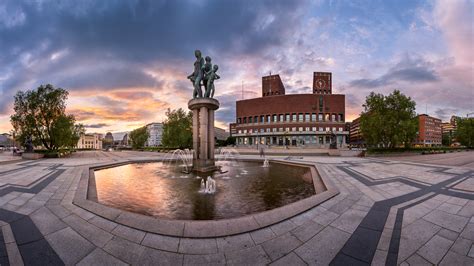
[200, 176, 217, 194]
[163, 149, 193, 173]
[217, 148, 240, 161]
[263, 159, 270, 168]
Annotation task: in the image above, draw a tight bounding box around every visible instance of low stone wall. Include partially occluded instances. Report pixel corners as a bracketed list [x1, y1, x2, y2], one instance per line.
[22, 153, 44, 160]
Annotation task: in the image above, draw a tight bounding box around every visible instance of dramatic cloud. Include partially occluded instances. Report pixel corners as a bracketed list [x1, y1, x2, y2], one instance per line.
[0, 0, 472, 133]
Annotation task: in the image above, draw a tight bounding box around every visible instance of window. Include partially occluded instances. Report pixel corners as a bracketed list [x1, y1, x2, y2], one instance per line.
[249, 117, 252, 123]
[243, 117, 247, 124]
[254, 116, 258, 123]
[305, 113, 310, 121]
[332, 114, 336, 121]
[267, 115, 271, 123]
[332, 127, 336, 131]
[312, 127, 317, 132]
[311, 113, 316, 121]
[273, 115, 278, 122]
[286, 114, 290, 121]
[326, 127, 330, 131]
[260, 128, 264, 133]
[279, 128, 283, 132]
[319, 127, 324, 131]
[238, 118, 241, 124]
[339, 114, 344, 122]
[272, 128, 277, 132]
[325, 114, 330, 121]
[260, 115, 265, 123]
[299, 127, 303, 132]
[305, 127, 310, 132]
[279, 114, 284, 122]
[292, 113, 297, 121]
[338, 127, 343, 132]
[249, 129, 253, 133]
[318, 114, 323, 121]
[298, 113, 304, 122]
[292, 127, 296, 132]
[243, 129, 247, 133]
[266, 128, 270, 132]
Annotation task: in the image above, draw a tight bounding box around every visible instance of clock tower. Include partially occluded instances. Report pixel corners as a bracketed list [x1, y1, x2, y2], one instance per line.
[313, 72, 332, 94]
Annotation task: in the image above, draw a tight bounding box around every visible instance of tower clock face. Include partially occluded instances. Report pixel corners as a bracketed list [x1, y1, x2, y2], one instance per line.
[316, 79, 326, 89]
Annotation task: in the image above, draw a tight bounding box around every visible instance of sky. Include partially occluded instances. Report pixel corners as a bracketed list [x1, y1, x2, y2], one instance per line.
[0, 0, 473, 134]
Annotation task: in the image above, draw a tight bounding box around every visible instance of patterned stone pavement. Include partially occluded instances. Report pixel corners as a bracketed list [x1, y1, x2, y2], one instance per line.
[0, 150, 472, 265]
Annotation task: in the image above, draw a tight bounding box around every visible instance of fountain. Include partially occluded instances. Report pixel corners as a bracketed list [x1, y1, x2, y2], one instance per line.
[87, 50, 326, 225]
[200, 176, 217, 194]
[263, 158, 270, 167]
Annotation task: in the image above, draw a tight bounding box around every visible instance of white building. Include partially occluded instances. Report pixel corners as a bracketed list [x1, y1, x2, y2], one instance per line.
[77, 134, 103, 150]
[146, 123, 163, 147]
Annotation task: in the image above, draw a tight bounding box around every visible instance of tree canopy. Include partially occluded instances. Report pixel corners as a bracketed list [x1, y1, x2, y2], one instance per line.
[161, 108, 193, 149]
[456, 118, 474, 147]
[129, 126, 149, 149]
[360, 90, 418, 148]
[10, 84, 83, 151]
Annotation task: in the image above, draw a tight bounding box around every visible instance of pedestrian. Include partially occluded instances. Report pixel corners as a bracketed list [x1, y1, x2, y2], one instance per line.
[259, 146, 265, 158]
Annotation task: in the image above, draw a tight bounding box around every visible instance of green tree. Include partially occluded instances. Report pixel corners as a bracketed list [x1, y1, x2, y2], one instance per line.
[10, 84, 81, 151]
[161, 108, 193, 149]
[456, 118, 474, 147]
[360, 90, 418, 148]
[129, 126, 149, 149]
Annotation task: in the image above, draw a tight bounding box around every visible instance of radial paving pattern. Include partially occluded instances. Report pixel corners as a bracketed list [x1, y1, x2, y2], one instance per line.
[0, 151, 472, 265]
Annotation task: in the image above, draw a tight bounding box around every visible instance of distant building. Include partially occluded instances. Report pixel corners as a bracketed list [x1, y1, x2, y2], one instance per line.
[229, 123, 237, 137]
[441, 115, 461, 145]
[215, 127, 229, 141]
[146, 123, 163, 147]
[102, 132, 114, 148]
[349, 117, 364, 146]
[77, 134, 103, 150]
[233, 72, 348, 147]
[121, 133, 130, 147]
[414, 114, 442, 146]
[0, 133, 15, 148]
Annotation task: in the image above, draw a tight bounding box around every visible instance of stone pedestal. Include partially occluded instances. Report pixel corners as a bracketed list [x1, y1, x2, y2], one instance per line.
[188, 98, 219, 172]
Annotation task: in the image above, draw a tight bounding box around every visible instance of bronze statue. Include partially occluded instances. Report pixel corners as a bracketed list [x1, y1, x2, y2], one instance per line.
[187, 50, 204, 98]
[188, 50, 219, 99]
[204, 65, 220, 98]
[24, 135, 34, 153]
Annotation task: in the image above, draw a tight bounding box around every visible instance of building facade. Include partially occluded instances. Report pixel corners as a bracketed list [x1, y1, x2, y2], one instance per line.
[233, 73, 348, 147]
[415, 114, 442, 146]
[77, 134, 103, 150]
[146, 123, 163, 147]
[349, 117, 365, 146]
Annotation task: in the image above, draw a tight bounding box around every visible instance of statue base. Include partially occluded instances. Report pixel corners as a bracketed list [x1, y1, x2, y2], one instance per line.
[188, 98, 220, 173]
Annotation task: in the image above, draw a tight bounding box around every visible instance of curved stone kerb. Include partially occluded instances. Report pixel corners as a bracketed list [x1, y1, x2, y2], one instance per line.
[188, 98, 220, 111]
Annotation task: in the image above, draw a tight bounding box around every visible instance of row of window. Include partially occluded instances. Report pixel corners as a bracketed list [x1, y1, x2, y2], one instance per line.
[236, 135, 345, 145]
[237, 113, 344, 124]
[237, 126, 344, 134]
[82, 140, 99, 144]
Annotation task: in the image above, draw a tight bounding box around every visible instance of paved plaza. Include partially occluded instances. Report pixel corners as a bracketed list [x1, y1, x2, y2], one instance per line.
[0, 151, 472, 265]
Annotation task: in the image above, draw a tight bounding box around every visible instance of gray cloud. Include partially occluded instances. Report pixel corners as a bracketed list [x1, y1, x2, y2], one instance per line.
[84, 123, 110, 129]
[0, 0, 306, 117]
[350, 56, 439, 88]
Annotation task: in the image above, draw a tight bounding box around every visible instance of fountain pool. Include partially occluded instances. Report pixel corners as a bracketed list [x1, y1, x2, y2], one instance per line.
[92, 160, 316, 220]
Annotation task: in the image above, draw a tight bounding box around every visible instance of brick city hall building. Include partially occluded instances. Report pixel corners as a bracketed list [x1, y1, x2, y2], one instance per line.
[231, 72, 348, 147]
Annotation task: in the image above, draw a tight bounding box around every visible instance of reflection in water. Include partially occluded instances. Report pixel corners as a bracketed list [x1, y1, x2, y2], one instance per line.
[93, 161, 315, 220]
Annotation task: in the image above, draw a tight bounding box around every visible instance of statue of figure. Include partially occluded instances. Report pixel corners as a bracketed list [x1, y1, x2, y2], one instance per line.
[204, 65, 220, 98]
[187, 50, 204, 98]
[24, 135, 34, 153]
[202, 56, 212, 95]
